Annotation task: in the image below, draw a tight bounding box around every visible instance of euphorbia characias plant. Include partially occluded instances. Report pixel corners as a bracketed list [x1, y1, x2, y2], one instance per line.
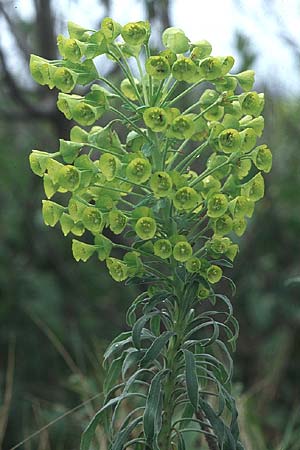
[29, 18, 272, 450]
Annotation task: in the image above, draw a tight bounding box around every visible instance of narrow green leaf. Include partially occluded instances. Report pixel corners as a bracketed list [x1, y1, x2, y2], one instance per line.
[111, 416, 143, 450]
[132, 312, 157, 349]
[177, 431, 186, 450]
[143, 370, 168, 444]
[179, 403, 195, 430]
[122, 349, 143, 379]
[141, 331, 174, 366]
[184, 349, 199, 410]
[103, 332, 132, 367]
[150, 315, 161, 336]
[126, 292, 148, 326]
[80, 396, 119, 450]
[103, 354, 124, 395]
[215, 293, 233, 317]
[199, 398, 237, 450]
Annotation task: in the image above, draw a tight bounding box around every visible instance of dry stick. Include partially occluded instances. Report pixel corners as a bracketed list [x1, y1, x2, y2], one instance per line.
[28, 312, 83, 379]
[28, 312, 103, 445]
[0, 338, 15, 450]
[195, 410, 219, 450]
[8, 392, 103, 450]
[32, 401, 50, 450]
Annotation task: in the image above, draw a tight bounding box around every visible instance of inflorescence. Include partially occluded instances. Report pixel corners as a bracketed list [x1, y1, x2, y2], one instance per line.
[29, 19, 272, 298]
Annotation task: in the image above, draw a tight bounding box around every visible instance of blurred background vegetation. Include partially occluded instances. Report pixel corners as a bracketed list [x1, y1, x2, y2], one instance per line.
[0, 1, 300, 449]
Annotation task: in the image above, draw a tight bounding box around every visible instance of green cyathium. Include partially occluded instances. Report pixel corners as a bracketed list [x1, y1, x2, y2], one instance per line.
[29, 19, 271, 450]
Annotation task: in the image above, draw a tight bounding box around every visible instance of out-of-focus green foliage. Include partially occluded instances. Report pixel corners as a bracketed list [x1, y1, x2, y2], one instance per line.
[0, 1, 300, 449]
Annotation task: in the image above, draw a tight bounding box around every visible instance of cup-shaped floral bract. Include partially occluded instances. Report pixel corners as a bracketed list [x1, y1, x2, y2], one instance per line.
[82, 207, 103, 233]
[207, 193, 228, 218]
[191, 40, 212, 60]
[213, 214, 233, 236]
[172, 57, 198, 82]
[199, 56, 222, 80]
[121, 78, 140, 100]
[126, 157, 151, 183]
[53, 67, 78, 93]
[186, 256, 201, 273]
[207, 264, 223, 283]
[109, 209, 127, 234]
[162, 27, 190, 54]
[153, 239, 172, 259]
[241, 172, 265, 201]
[143, 107, 169, 132]
[173, 187, 200, 211]
[168, 114, 195, 139]
[58, 165, 81, 191]
[99, 153, 121, 181]
[145, 56, 170, 80]
[219, 128, 241, 153]
[121, 21, 148, 46]
[106, 257, 128, 281]
[29, 18, 271, 450]
[150, 171, 172, 197]
[252, 144, 272, 172]
[173, 241, 193, 262]
[135, 216, 156, 240]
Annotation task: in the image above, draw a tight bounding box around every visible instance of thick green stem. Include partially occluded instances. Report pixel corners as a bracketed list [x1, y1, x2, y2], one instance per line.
[159, 295, 187, 450]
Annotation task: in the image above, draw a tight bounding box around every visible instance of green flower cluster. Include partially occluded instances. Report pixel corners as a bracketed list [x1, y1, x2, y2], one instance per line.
[29, 19, 271, 298]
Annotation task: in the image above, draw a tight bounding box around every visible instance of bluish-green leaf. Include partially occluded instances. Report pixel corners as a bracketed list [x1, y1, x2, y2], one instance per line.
[103, 354, 124, 395]
[177, 431, 186, 450]
[122, 349, 143, 379]
[184, 349, 199, 410]
[199, 398, 237, 450]
[143, 370, 168, 445]
[132, 312, 157, 349]
[111, 416, 143, 450]
[103, 331, 132, 366]
[81, 393, 143, 450]
[141, 331, 174, 366]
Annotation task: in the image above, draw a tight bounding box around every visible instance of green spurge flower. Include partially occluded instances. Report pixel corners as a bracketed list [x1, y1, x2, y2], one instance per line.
[58, 165, 81, 191]
[173, 186, 200, 210]
[199, 56, 222, 80]
[145, 56, 170, 80]
[82, 207, 103, 233]
[153, 239, 172, 259]
[207, 193, 228, 218]
[207, 264, 223, 283]
[120, 78, 140, 100]
[126, 157, 151, 183]
[219, 128, 241, 153]
[29, 18, 271, 450]
[72, 239, 95, 262]
[121, 21, 149, 45]
[173, 241, 193, 262]
[167, 114, 195, 139]
[52, 67, 78, 92]
[162, 27, 190, 54]
[172, 57, 198, 82]
[143, 107, 169, 132]
[99, 153, 121, 181]
[109, 209, 127, 234]
[252, 144, 272, 172]
[186, 256, 201, 273]
[150, 171, 172, 197]
[106, 257, 128, 281]
[190, 40, 212, 60]
[135, 216, 157, 240]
